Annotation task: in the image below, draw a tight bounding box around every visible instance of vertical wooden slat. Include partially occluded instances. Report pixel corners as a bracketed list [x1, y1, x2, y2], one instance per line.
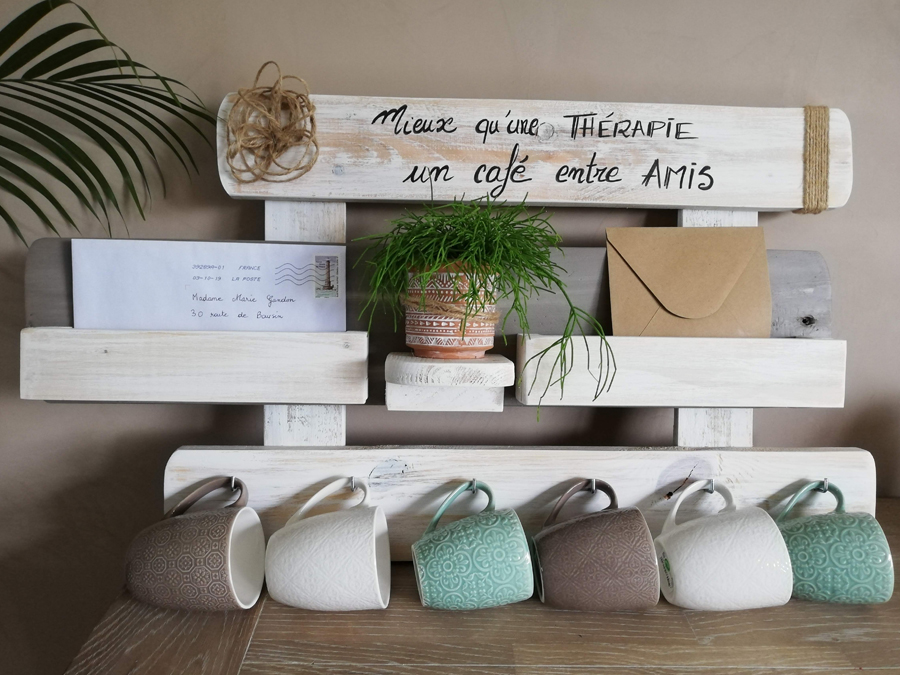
[675, 210, 758, 447]
[264, 201, 348, 446]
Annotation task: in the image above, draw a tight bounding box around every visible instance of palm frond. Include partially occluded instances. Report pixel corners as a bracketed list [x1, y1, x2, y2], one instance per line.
[0, 0, 214, 243]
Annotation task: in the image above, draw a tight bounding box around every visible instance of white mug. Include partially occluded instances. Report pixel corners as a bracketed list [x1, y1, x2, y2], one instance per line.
[265, 477, 391, 611]
[654, 479, 793, 611]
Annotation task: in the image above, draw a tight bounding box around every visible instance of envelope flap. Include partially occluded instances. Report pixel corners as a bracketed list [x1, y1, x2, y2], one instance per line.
[606, 227, 766, 319]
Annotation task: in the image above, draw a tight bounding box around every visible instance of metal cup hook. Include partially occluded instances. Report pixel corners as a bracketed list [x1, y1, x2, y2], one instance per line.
[817, 478, 829, 493]
[469, 479, 478, 494]
[589, 478, 597, 494]
[350, 476, 358, 492]
[705, 478, 716, 494]
[229, 476, 237, 491]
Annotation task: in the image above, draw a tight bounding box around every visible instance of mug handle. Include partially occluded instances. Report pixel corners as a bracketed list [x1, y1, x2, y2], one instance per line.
[661, 479, 735, 535]
[775, 480, 845, 524]
[164, 476, 248, 518]
[423, 480, 495, 536]
[543, 479, 618, 528]
[285, 477, 371, 528]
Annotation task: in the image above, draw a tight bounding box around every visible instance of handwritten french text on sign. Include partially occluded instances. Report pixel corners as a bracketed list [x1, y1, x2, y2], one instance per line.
[217, 96, 852, 210]
[72, 240, 345, 332]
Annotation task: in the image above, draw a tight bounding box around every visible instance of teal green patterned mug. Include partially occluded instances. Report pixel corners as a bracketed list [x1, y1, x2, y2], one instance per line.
[776, 481, 894, 604]
[412, 481, 533, 610]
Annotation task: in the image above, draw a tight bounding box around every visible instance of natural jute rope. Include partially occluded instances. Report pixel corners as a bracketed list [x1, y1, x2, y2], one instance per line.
[796, 105, 829, 214]
[402, 295, 500, 323]
[225, 62, 318, 183]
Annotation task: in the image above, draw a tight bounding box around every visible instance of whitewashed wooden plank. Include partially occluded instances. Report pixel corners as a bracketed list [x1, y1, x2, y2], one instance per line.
[516, 335, 846, 408]
[675, 408, 754, 447]
[218, 96, 852, 210]
[677, 210, 759, 227]
[264, 201, 346, 243]
[164, 445, 875, 560]
[384, 353, 515, 387]
[264, 405, 346, 445]
[385, 383, 505, 412]
[264, 201, 348, 445]
[20, 327, 368, 404]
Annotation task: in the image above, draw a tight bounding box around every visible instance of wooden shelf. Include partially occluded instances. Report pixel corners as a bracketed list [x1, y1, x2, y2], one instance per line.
[517, 335, 846, 408]
[384, 353, 515, 412]
[165, 445, 874, 560]
[20, 327, 368, 404]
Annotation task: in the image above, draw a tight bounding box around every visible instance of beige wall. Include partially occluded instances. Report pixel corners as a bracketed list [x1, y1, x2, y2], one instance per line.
[1, 1, 898, 672]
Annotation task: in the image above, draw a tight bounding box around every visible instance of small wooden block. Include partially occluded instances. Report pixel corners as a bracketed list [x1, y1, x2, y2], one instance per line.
[517, 335, 846, 408]
[385, 383, 505, 412]
[385, 353, 515, 387]
[20, 327, 369, 404]
[165, 445, 875, 561]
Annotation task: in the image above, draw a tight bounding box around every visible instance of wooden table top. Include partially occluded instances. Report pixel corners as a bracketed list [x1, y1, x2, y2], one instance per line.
[66, 499, 900, 674]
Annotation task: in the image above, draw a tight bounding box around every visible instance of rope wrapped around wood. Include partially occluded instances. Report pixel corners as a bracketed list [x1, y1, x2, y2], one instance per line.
[796, 105, 830, 214]
[225, 62, 318, 183]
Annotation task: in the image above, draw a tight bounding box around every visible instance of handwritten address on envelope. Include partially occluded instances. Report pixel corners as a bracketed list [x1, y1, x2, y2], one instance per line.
[72, 239, 346, 332]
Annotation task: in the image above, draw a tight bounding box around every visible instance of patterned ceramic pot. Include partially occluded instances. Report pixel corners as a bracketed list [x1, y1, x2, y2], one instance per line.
[265, 477, 391, 611]
[404, 266, 497, 359]
[125, 477, 266, 611]
[776, 480, 894, 604]
[654, 479, 793, 611]
[533, 479, 659, 611]
[412, 481, 533, 610]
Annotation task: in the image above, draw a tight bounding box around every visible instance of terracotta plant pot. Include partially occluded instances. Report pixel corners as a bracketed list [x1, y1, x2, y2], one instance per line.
[404, 266, 497, 359]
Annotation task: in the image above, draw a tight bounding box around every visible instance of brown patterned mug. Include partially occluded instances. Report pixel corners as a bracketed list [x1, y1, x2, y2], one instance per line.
[125, 476, 266, 611]
[532, 479, 659, 611]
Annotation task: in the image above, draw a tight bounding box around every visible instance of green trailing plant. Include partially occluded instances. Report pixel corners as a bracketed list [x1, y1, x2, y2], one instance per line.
[0, 0, 215, 244]
[357, 198, 616, 404]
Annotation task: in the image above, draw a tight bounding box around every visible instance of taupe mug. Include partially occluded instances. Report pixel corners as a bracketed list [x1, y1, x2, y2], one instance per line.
[532, 479, 659, 611]
[125, 477, 266, 611]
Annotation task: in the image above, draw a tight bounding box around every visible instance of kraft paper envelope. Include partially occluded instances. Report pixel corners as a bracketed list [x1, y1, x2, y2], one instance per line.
[606, 227, 771, 338]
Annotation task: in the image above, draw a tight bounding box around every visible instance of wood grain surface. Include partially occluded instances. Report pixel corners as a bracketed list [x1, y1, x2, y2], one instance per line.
[65, 501, 900, 674]
[517, 335, 846, 408]
[216, 96, 853, 211]
[20, 327, 369, 404]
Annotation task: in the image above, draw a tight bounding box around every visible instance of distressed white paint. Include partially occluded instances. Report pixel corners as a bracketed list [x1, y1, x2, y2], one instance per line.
[385, 383, 505, 412]
[516, 335, 846, 408]
[264, 201, 349, 445]
[20, 327, 368, 404]
[164, 445, 875, 560]
[218, 96, 852, 210]
[385, 353, 515, 387]
[675, 408, 755, 447]
[264, 405, 346, 446]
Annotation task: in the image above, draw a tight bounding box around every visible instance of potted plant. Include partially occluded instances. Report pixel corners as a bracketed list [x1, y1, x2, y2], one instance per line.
[357, 199, 615, 401]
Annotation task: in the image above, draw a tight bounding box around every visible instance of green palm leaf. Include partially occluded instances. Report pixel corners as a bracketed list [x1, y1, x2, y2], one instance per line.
[0, 0, 214, 243]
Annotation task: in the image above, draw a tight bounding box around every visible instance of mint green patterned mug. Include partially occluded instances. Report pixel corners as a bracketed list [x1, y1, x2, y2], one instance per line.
[412, 481, 533, 610]
[776, 480, 894, 604]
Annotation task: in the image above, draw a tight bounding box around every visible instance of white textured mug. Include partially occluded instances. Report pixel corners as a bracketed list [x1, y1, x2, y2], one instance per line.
[265, 477, 391, 611]
[654, 479, 793, 611]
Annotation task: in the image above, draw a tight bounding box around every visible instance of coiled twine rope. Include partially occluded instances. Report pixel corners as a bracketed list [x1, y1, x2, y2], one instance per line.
[225, 62, 318, 183]
[796, 105, 830, 214]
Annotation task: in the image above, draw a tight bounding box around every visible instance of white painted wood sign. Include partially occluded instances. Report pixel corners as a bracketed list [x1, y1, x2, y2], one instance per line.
[218, 95, 852, 210]
[164, 446, 875, 560]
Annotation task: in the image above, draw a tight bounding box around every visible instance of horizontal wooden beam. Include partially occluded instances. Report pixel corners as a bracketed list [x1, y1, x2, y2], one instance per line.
[517, 335, 846, 408]
[218, 95, 852, 210]
[165, 446, 875, 561]
[20, 328, 368, 404]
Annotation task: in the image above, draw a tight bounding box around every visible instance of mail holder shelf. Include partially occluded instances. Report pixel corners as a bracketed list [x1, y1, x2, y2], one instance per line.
[384, 353, 515, 412]
[19, 327, 369, 404]
[516, 334, 847, 408]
